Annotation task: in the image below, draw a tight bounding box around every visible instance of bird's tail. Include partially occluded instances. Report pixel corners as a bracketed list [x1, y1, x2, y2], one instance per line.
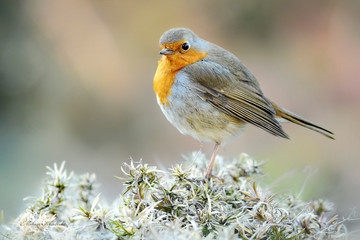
[271, 101, 335, 140]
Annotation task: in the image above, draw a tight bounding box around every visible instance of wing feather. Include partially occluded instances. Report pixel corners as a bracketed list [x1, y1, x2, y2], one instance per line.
[183, 59, 289, 139]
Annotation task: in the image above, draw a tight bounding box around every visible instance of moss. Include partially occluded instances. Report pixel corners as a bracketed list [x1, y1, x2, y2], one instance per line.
[0, 152, 347, 239]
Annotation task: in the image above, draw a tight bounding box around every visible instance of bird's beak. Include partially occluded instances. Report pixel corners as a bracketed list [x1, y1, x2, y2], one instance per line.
[160, 48, 175, 55]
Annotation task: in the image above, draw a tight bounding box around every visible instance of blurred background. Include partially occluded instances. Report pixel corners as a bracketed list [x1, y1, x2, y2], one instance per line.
[1, 0, 359, 232]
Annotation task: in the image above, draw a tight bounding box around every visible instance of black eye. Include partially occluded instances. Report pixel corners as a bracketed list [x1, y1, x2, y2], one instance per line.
[181, 42, 190, 51]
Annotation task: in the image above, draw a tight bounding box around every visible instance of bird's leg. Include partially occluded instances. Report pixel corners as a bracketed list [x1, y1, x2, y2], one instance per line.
[205, 143, 221, 178]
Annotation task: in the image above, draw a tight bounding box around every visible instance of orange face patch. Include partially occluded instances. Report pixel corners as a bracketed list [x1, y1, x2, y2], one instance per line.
[153, 40, 207, 106]
[161, 41, 186, 53]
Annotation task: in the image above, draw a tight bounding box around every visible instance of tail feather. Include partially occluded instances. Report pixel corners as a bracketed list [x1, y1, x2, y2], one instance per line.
[271, 102, 335, 140]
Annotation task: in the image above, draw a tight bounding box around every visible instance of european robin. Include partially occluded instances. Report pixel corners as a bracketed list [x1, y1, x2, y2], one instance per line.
[153, 28, 334, 178]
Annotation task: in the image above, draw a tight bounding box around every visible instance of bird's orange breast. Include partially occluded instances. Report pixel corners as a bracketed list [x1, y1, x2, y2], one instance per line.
[153, 47, 207, 106]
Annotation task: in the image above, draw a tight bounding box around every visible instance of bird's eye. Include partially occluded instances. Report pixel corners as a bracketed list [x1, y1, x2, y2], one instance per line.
[181, 42, 190, 51]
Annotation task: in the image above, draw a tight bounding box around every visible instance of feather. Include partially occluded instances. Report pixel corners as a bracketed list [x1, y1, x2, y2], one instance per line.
[184, 59, 289, 139]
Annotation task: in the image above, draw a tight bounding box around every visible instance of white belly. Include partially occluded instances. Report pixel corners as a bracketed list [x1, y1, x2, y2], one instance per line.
[157, 71, 245, 143]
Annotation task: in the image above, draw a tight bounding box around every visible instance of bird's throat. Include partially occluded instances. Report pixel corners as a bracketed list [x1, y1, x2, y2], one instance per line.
[153, 50, 207, 106]
[153, 57, 178, 106]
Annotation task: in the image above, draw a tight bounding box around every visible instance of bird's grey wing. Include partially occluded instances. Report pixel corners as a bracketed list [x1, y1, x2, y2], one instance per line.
[183, 59, 289, 138]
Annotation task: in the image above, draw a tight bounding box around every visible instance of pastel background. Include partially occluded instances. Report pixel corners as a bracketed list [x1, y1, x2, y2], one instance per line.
[1, 0, 359, 232]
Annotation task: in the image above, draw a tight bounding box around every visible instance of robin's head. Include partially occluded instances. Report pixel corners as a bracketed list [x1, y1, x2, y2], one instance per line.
[158, 28, 207, 69]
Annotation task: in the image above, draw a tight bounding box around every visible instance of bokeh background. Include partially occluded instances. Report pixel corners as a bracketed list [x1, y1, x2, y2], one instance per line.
[1, 0, 359, 232]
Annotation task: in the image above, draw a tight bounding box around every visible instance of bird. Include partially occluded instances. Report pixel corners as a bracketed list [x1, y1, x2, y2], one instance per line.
[153, 28, 334, 178]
